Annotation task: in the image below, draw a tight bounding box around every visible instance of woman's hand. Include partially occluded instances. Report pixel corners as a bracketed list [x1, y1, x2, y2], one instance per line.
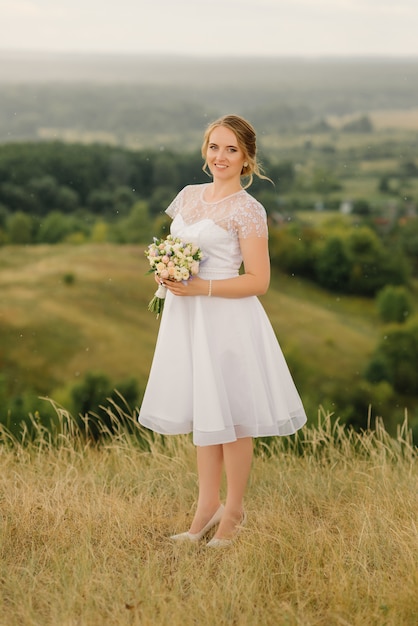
[159, 276, 208, 297]
[155, 236, 270, 299]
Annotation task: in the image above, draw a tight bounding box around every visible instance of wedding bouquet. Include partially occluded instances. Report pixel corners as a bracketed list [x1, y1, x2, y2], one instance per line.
[145, 234, 203, 318]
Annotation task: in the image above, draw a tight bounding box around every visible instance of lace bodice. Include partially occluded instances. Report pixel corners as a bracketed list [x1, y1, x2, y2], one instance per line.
[166, 184, 268, 239]
[166, 184, 268, 280]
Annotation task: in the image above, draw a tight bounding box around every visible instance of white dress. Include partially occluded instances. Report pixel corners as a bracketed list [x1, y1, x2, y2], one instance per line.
[138, 184, 307, 446]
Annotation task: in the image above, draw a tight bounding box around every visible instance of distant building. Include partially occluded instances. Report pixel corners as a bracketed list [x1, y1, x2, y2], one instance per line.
[340, 200, 353, 215]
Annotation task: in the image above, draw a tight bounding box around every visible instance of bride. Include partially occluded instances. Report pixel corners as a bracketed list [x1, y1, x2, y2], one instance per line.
[139, 114, 307, 546]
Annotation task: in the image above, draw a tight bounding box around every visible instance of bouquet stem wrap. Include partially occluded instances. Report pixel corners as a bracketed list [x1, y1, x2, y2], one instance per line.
[147, 284, 167, 319]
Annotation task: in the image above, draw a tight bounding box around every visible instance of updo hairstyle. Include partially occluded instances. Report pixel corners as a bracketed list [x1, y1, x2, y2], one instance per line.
[201, 114, 269, 189]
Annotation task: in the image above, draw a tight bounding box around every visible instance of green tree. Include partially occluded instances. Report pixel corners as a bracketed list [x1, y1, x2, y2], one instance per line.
[378, 175, 392, 194]
[56, 186, 79, 213]
[70, 372, 139, 440]
[365, 319, 418, 395]
[352, 199, 372, 216]
[315, 236, 351, 292]
[148, 186, 177, 218]
[37, 211, 72, 243]
[152, 153, 180, 189]
[7, 211, 33, 244]
[269, 224, 318, 279]
[347, 227, 407, 296]
[112, 186, 136, 218]
[398, 218, 418, 276]
[335, 380, 395, 432]
[114, 201, 153, 243]
[376, 285, 413, 324]
[28, 175, 60, 214]
[341, 115, 373, 133]
[399, 159, 418, 178]
[268, 160, 295, 192]
[87, 189, 114, 214]
[0, 182, 36, 213]
[0, 203, 9, 228]
[311, 167, 342, 195]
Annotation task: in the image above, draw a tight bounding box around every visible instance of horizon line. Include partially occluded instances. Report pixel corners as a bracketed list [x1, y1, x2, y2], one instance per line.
[1, 49, 418, 61]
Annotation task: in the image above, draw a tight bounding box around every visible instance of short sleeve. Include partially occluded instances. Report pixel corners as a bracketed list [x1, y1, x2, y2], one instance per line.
[165, 187, 186, 219]
[232, 196, 268, 239]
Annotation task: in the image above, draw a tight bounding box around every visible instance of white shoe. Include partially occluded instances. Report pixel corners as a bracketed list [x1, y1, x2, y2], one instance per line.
[205, 537, 233, 548]
[170, 504, 224, 542]
[206, 511, 247, 548]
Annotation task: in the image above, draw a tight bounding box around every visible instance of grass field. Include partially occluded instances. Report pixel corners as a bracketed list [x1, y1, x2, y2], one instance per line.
[0, 410, 416, 626]
[327, 108, 418, 132]
[0, 244, 156, 391]
[0, 243, 380, 418]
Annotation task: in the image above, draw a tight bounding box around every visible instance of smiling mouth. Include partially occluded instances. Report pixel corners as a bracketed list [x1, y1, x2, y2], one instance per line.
[214, 163, 227, 168]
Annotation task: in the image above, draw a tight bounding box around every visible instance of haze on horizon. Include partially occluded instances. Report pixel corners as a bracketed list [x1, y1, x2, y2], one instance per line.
[1, 0, 418, 58]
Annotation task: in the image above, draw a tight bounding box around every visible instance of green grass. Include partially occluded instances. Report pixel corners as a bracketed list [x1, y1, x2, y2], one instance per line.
[263, 272, 378, 390]
[0, 243, 380, 416]
[0, 244, 158, 393]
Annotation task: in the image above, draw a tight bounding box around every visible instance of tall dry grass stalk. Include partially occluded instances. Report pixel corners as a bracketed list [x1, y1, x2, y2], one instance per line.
[0, 405, 417, 626]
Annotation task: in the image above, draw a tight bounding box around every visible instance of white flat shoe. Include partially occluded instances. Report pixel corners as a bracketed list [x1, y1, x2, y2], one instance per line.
[206, 511, 247, 548]
[170, 504, 224, 542]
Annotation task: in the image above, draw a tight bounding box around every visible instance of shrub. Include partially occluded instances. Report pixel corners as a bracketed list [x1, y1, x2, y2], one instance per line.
[70, 372, 140, 439]
[376, 285, 413, 324]
[346, 227, 409, 296]
[315, 236, 351, 292]
[365, 318, 418, 395]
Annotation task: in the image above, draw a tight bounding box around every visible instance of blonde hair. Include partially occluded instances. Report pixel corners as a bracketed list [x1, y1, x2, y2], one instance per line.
[201, 114, 270, 189]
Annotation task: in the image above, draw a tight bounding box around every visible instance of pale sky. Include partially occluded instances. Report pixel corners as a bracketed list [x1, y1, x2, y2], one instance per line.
[0, 0, 417, 57]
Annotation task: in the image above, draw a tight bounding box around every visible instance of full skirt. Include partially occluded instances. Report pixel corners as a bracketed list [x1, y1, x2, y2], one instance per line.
[139, 292, 307, 445]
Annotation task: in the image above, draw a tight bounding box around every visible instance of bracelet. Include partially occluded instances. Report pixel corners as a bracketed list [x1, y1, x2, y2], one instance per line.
[208, 279, 212, 297]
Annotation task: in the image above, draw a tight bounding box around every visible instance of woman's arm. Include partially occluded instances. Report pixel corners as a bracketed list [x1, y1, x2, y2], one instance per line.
[161, 236, 270, 299]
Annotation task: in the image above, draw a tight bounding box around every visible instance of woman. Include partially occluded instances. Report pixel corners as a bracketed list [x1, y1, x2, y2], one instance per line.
[139, 114, 307, 547]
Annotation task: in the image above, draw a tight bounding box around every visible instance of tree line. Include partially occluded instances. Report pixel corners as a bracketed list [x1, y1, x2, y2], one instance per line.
[0, 141, 294, 242]
[1, 141, 417, 290]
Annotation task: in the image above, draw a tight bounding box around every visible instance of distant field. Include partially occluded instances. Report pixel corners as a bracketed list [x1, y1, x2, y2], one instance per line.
[261, 127, 417, 153]
[327, 108, 418, 131]
[33, 125, 418, 156]
[370, 108, 418, 130]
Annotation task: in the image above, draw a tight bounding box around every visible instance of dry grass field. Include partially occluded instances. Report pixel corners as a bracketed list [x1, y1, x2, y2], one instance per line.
[368, 109, 418, 131]
[326, 108, 418, 132]
[0, 409, 417, 626]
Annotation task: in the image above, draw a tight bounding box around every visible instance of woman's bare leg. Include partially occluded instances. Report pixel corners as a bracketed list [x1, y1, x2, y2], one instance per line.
[188, 444, 224, 533]
[213, 437, 253, 539]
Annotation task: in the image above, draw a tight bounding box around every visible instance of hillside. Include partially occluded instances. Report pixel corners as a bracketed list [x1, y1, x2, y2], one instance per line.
[0, 243, 381, 423]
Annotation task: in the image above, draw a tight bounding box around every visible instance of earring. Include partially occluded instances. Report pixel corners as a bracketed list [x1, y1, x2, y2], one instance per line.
[243, 162, 248, 167]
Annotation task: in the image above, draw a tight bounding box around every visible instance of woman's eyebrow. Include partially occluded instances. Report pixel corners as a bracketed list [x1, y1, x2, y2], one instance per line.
[209, 142, 238, 148]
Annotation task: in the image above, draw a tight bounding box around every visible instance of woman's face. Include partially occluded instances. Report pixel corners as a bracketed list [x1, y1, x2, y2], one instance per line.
[206, 126, 246, 183]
